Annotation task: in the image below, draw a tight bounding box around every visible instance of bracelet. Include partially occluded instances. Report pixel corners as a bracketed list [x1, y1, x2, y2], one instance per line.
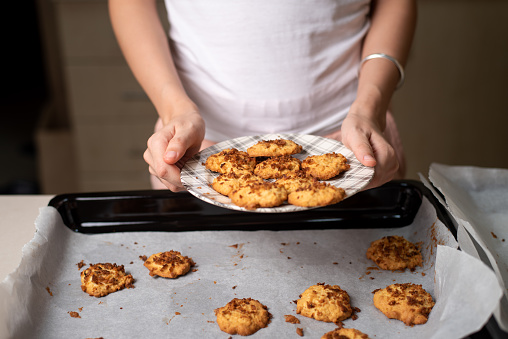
[359, 53, 405, 89]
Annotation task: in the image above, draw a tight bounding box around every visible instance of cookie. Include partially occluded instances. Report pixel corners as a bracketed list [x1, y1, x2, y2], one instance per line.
[214, 298, 271, 336]
[205, 148, 256, 174]
[301, 153, 350, 180]
[288, 182, 346, 207]
[247, 139, 302, 157]
[321, 328, 371, 339]
[296, 283, 353, 323]
[275, 170, 318, 194]
[254, 155, 302, 179]
[366, 235, 422, 271]
[212, 172, 265, 196]
[80, 263, 134, 297]
[373, 283, 435, 326]
[230, 182, 288, 210]
[143, 250, 195, 278]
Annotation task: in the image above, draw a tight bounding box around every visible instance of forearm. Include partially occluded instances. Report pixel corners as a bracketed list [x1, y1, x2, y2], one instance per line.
[354, 0, 417, 128]
[108, 0, 197, 124]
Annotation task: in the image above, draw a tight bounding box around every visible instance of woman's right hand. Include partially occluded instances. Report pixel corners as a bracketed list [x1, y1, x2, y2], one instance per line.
[144, 111, 205, 192]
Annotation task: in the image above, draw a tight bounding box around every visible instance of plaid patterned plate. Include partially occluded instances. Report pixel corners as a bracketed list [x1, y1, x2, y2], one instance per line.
[180, 134, 374, 213]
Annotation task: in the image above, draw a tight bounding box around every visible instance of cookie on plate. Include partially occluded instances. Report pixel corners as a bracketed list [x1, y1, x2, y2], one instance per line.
[212, 172, 264, 196]
[296, 283, 353, 323]
[205, 148, 256, 174]
[215, 298, 271, 336]
[229, 182, 288, 210]
[143, 250, 195, 278]
[321, 328, 371, 339]
[373, 283, 435, 326]
[366, 235, 422, 271]
[254, 155, 302, 179]
[302, 153, 350, 180]
[275, 170, 318, 194]
[288, 182, 346, 207]
[247, 139, 302, 157]
[81, 263, 134, 297]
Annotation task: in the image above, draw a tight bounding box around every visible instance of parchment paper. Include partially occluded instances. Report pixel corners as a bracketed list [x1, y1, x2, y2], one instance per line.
[428, 163, 508, 332]
[0, 197, 502, 339]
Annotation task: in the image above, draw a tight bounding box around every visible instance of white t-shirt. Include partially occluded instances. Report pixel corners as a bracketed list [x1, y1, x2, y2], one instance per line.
[164, 0, 371, 142]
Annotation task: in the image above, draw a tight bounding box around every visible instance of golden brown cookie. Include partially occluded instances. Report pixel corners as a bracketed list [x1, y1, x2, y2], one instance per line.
[302, 153, 350, 180]
[229, 182, 288, 210]
[275, 170, 318, 194]
[212, 172, 265, 196]
[205, 148, 256, 174]
[143, 250, 195, 278]
[214, 298, 271, 336]
[254, 155, 302, 179]
[366, 235, 422, 271]
[373, 283, 435, 326]
[296, 283, 353, 323]
[288, 182, 346, 207]
[321, 328, 371, 339]
[80, 263, 134, 297]
[247, 139, 303, 157]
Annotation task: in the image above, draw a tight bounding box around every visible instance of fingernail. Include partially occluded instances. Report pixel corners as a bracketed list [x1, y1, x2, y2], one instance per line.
[165, 151, 177, 159]
[364, 155, 375, 162]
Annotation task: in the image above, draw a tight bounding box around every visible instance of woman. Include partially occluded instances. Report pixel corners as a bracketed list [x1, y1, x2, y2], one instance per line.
[109, 0, 416, 191]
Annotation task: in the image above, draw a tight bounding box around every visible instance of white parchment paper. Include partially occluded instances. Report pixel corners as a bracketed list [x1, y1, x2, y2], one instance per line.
[0, 197, 502, 339]
[429, 163, 508, 332]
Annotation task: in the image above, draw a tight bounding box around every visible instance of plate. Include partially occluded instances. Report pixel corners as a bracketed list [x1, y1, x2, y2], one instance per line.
[180, 134, 374, 213]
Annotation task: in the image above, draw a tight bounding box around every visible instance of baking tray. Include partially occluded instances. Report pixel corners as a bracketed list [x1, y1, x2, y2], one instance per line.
[47, 179, 501, 338]
[49, 180, 455, 235]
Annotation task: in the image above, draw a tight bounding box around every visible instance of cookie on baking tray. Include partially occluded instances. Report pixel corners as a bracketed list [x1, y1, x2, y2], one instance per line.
[296, 283, 353, 323]
[143, 250, 195, 278]
[321, 328, 371, 339]
[288, 181, 346, 207]
[247, 139, 303, 157]
[254, 155, 302, 179]
[205, 148, 256, 174]
[80, 263, 134, 297]
[212, 172, 264, 196]
[373, 283, 435, 326]
[302, 152, 350, 180]
[366, 235, 422, 271]
[214, 298, 271, 336]
[229, 182, 288, 210]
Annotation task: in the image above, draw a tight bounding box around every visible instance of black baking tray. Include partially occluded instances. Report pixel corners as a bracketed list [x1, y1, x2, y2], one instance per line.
[48, 179, 503, 338]
[48, 180, 456, 237]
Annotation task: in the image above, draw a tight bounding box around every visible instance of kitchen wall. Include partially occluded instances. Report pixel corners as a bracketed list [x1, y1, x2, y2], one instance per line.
[31, 0, 508, 193]
[392, 0, 508, 180]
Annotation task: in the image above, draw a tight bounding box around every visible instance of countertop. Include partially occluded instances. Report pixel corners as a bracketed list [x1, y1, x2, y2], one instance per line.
[0, 195, 53, 282]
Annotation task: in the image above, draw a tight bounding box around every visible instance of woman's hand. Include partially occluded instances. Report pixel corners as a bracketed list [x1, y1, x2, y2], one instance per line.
[144, 111, 205, 191]
[325, 110, 399, 191]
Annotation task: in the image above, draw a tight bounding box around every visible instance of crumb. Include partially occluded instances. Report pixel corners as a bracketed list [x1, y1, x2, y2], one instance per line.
[333, 262, 338, 265]
[45, 286, 53, 296]
[68, 311, 80, 318]
[232, 286, 237, 289]
[370, 277, 375, 280]
[134, 242, 138, 245]
[130, 261, 133, 264]
[175, 312, 181, 315]
[78, 307, 83, 312]
[281, 242, 288, 246]
[77, 260, 86, 270]
[230, 244, 238, 248]
[288, 257, 292, 259]
[139, 255, 147, 261]
[422, 272, 426, 276]
[296, 327, 304, 336]
[192, 269, 198, 272]
[491, 232, 498, 239]
[284, 315, 300, 324]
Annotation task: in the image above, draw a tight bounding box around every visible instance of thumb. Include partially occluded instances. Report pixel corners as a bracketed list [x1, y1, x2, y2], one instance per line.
[347, 138, 377, 168]
[163, 135, 189, 165]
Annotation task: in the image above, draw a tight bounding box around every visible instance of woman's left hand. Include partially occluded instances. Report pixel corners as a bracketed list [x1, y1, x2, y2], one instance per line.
[325, 111, 399, 190]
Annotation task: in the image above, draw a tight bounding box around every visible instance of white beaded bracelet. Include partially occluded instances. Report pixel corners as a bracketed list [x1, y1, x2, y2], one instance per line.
[359, 53, 405, 89]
